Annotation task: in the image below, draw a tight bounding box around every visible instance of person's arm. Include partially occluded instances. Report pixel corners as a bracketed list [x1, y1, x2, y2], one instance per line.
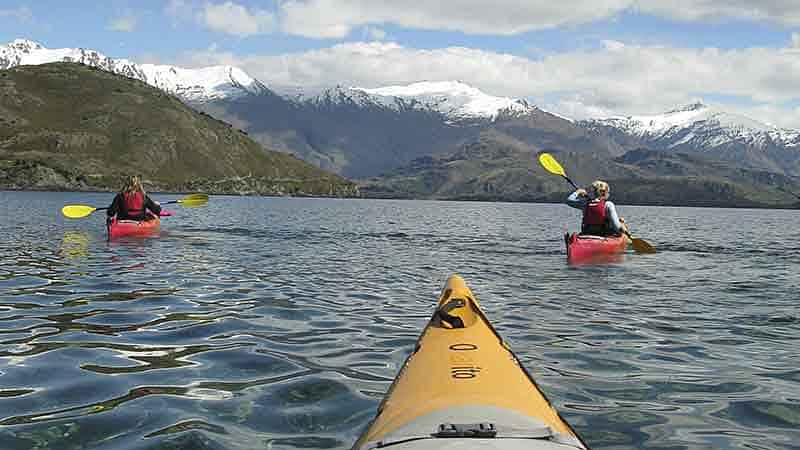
[107, 194, 120, 218]
[605, 201, 625, 233]
[145, 196, 161, 216]
[566, 189, 588, 210]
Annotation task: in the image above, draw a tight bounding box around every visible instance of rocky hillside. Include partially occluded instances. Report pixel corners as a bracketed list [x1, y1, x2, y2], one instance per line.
[200, 88, 622, 179]
[361, 135, 800, 208]
[0, 63, 358, 196]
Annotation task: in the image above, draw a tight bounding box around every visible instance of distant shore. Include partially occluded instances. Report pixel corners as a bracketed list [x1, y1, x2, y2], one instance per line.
[5, 187, 798, 209]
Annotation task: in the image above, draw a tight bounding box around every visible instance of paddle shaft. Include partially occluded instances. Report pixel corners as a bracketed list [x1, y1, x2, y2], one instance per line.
[94, 199, 171, 213]
[98, 197, 196, 212]
[93, 200, 169, 216]
[562, 175, 578, 191]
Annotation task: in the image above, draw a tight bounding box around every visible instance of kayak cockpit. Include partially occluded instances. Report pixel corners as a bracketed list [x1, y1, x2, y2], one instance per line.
[358, 405, 586, 449]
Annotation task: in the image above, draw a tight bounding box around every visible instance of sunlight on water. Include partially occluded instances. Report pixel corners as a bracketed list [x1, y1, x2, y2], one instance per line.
[0, 191, 799, 449]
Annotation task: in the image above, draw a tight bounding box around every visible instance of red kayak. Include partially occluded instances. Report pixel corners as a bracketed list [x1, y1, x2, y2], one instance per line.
[108, 216, 160, 239]
[565, 232, 627, 264]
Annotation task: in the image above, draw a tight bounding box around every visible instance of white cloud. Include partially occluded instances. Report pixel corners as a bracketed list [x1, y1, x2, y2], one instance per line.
[180, 40, 800, 127]
[275, 1, 800, 38]
[201, 1, 275, 37]
[279, 0, 631, 38]
[0, 6, 33, 22]
[637, 0, 800, 26]
[163, 1, 800, 39]
[109, 15, 137, 32]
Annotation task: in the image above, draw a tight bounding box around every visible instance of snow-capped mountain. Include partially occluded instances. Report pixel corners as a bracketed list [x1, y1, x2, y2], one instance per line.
[287, 85, 393, 110]
[580, 102, 800, 174]
[583, 102, 800, 149]
[356, 81, 537, 120]
[204, 80, 620, 178]
[280, 81, 539, 122]
[0, 39, 266, 102]
[1, 39, 537, 121]
[137, 64, 266, 102]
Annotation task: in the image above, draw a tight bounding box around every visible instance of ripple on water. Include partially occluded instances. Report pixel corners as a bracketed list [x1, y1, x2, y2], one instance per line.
[715, 400, 800, 429]
[1, 195, 800, 449]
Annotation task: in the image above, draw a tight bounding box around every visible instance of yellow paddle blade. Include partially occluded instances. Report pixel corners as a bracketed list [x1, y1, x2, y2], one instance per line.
[630, 237, 656, 254]
[538, 152, 566, 177]
[177, 193, 209, 207]
[62, 205, 97, 219]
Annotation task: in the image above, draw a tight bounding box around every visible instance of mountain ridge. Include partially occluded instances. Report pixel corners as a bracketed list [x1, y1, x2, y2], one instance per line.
[0, 62, 357, 197]
[0, 39, 267, 102]
[579, 102, 800, 175]
[360, 139, 800, 208]
[5, 38, 800, 206]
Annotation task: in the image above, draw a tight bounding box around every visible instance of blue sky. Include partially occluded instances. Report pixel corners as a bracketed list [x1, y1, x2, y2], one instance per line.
[3, 1, 800, 127]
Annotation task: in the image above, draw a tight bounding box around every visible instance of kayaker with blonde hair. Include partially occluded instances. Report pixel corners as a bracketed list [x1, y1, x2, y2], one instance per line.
[106, 175, 161, 221]
[566, 180, 628, 236]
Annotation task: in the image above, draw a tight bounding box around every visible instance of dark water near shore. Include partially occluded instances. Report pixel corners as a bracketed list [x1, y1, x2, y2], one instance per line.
[1, 191, 799, 450]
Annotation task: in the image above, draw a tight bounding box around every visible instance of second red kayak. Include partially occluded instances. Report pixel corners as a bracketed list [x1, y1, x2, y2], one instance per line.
[108, 216, 161, 239]
[565, 233, 627, 264]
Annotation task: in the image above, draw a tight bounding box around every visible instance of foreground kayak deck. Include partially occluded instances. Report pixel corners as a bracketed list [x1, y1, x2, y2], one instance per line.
[107, 216, 161, 239]
[352, 275, 588, 450]
[565, 233, 627, 264]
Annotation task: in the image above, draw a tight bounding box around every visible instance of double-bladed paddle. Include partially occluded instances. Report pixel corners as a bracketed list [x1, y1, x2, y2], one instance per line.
[61, 193, 208, 219]
[537, 152, 656, 254]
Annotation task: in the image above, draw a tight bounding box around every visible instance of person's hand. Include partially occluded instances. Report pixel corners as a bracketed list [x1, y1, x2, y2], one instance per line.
[154, 201, 161, 206]
[576, 188, 588, 198]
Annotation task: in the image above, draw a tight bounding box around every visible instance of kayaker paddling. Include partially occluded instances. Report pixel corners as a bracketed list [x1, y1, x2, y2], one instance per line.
[566, 180, 628, 237]
[107, 175, 161, 223]
[538, 152, 655, 255]
[62, 193, 208, 239]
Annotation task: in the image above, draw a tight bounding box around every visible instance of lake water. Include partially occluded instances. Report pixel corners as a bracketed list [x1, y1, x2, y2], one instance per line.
[0, 191, 798, 450]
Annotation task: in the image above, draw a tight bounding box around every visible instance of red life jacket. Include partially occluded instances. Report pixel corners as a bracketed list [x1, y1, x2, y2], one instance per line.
[122, 191, 145, 219]
[581, 199, 608, 234]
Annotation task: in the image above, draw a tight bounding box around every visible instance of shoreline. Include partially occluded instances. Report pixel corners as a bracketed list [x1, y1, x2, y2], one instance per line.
[4, 188, 798, 210]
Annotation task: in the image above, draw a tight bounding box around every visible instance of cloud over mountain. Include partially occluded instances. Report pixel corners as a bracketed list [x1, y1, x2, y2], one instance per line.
[202, 1, 275, 36]
[183, 1, 800, 38]
[180, 39, 800, 129]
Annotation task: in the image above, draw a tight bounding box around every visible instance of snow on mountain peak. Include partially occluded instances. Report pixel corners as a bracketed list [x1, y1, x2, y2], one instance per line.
[137, 64, 265, 101]
[8, 39, 42, 51]
[604, 102, 772, 135]
[0, 39, 264, 102]
[589, 102, 800, 148]
[360, 80, 482, 97]
[354, 81, 536, 120]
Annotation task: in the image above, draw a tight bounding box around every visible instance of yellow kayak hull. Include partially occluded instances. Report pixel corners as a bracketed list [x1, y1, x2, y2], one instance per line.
[353, 275, 588, 449]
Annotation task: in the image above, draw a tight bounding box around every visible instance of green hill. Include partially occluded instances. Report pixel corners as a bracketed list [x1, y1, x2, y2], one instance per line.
[0, 62, 358, 196]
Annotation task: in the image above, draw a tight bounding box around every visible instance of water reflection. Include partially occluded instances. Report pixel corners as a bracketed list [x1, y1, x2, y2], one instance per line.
[58, 231, 90, 260]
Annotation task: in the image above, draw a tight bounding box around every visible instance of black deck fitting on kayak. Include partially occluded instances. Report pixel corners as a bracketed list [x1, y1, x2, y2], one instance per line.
[435, 299, 465, 329]
[435, 423, 497, 438]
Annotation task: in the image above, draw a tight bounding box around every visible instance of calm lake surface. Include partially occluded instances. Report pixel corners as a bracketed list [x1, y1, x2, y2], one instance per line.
[1, 191, 798, 450]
